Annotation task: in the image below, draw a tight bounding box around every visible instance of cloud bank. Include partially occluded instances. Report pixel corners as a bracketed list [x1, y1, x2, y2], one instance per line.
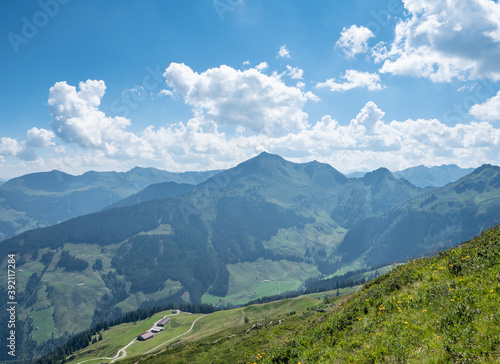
[2, 57, 500, 177]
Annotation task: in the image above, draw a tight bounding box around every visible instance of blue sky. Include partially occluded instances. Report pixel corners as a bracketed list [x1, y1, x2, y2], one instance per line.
[1, 0, 500, 179]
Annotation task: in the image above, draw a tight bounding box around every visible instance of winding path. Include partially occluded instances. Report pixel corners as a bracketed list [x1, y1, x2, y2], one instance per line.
[76, 312, 204, 364]
[109, 338, 136, 363]
[144, 314, 207, 354]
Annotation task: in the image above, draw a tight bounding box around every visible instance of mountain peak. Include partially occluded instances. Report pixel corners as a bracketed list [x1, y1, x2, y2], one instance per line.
[254, 151, 285, 161]
[1, 169, 74, 192]
[471, 164, 499, 175]
[239, 152, 288, 170]
[363, 167, 394, 184]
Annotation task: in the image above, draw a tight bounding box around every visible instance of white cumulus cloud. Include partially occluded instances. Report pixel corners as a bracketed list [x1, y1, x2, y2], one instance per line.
[26, 127, 56, 148]
[375, 0, 500, 82]
[316, 70, 384, 92]
[469, 90, 500, 121]
[285, 65, 304, 80]
[0, 127, 55, 162]
[0, 138, 22, 159]
[336, 25, 375, 58]
[277, 44, 291, 58]
[48, 80, 153, 157]
[163, 63, 312, 135]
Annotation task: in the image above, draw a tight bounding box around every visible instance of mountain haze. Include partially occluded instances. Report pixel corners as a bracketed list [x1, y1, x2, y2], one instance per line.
[349, 164, 475, 187]
[393, 164, 475, 188]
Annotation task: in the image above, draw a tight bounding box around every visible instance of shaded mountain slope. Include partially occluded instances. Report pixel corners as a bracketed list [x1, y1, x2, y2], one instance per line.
[104, 181, 195, 209]
[339, 164, 500, 266]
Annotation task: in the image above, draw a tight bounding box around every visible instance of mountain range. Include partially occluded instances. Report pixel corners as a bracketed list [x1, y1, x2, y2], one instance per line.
[0, 162, 475, 243]
[0, 167, 218, 241]
[339, 164, 500, 266]
[348, 164, 474, 187]
[1, 153, 499, 361]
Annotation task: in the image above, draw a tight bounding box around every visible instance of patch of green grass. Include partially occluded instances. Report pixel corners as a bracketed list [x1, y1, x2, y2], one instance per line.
[322, 263, 396, 281]
[263, 211, 346, 258]
[116, 280, 182, 313]
[30, 305, 55, 343]
[139, 224, 173, 236]
[42, 268, 108, 335]
[306, 286, 363, 300]
[202, 259, 320, 306]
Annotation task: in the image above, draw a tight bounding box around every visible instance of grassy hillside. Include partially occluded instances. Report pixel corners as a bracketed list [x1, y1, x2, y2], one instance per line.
[62, 291, 351, 364]
[261, 224, 500, 363]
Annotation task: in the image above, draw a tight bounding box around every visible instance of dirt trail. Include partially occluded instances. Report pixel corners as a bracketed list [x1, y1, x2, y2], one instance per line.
[76, 313, 182, 364]
[144, 314, 208, 354]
